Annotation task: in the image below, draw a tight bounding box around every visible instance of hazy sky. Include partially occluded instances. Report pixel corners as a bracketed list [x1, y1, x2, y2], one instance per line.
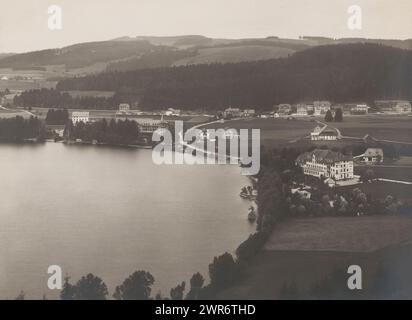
[1, 0, 411, 52]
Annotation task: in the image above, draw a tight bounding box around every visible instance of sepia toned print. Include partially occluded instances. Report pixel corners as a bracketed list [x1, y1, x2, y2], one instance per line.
[0, 0, 411, 301]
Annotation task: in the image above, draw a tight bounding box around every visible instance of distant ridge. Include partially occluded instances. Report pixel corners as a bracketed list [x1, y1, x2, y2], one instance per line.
[1, 35, 411, 73]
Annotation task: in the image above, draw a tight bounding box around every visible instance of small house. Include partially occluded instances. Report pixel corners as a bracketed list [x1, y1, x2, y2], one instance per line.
[310, 126, 339, 141]
[354, 148, 384, 164]
[313, 101, 331, 115]
[119, 103, 130, 112]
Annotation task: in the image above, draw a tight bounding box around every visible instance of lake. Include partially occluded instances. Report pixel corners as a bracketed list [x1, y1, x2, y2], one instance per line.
[0, 143, 254, 299]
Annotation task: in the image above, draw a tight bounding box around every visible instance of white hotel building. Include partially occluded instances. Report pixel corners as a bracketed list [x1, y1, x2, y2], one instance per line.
[296, 149, 354, 181]
[71, 111, 90, 124]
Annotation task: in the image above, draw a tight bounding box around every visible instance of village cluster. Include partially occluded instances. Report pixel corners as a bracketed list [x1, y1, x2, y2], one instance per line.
[222, 99, 412, 119]
[0, 94, 408, 188]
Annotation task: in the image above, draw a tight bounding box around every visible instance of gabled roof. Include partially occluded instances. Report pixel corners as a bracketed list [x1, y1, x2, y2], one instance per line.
[72, 111, 89, 117]
[311, 125, 337, 135]
[364, 148, 383, 157]
[319, 129, 338, 136]
[354, 148, 384, 158]
[296, 149, 352, 165]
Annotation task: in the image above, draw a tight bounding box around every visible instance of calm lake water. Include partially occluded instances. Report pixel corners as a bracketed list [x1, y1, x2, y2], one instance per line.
[0, 143, 254, 299]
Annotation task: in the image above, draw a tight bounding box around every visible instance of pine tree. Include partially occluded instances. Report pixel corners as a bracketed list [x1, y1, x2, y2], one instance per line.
[324, 110, 333, 122]
[334, 108, 343, 122]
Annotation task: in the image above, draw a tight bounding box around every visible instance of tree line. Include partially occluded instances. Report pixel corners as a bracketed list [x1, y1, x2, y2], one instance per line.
[14, 250, 245, 300]
[45, 109, 69, 125]
[0, 116, 46, 142]
[68, 118, 139, 145]
[325, 108, 343, 122]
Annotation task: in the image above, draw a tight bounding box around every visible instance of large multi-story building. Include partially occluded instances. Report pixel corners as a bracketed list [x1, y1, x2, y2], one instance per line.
[313, 101, 331, 115]
[134, 117, 169, 134]
[296, 104, 309, 116]
[375, 100, 412, 114]
[119, 103, 130, 112]
[276, 104, 292, 115]
[223, 107, 242, 119]
[242, 109, 256, 117]
[350, 104, 369, 114]
[333, 103, 368, 115]
[165, 108, 181, 116]
[296, 149, 354, 181]
[71, 111, 90, 124]
[296, 103, 314, 116]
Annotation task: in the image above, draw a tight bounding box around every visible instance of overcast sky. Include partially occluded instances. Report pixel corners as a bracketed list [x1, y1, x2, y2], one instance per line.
[0, 0, 411, 53]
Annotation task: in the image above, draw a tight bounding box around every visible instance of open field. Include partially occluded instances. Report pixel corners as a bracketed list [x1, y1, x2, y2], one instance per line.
[219, 215, 412, 299]
[355, 165, 412, 182]
[395, 156, 412, 166]
[204, 118, 316, 147]
[202, 115, 412, 148]
[332, 115, 412, 143]
[339, 180, 412, 200]
[0, 108, 33, 119]
[62, 90, 116, 98]
[0, 79, 56, 91]
[265, 216, 412, 252]
[173, 45, 294, 66]
[218, 245, 412, 299]
[0, 67, 62, 91]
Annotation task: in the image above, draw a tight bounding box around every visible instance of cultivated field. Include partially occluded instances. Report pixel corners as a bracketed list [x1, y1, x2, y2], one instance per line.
[0, 67, 61, 91]
[340, 180, 412, 200]
[203, 118, 316, 147]
[355, 165, 412, 182]
[264, 216, 412, 252]
[0, 108, 33, 119]
[218, 245, 412, 299]
[173, 45, 294, 66]
[332, 115, 412, 143]
[0, 79, 56, 91]
[202, 115, 412, 147]
[219, 215, 412, 299]
[62, 90, 116, 98]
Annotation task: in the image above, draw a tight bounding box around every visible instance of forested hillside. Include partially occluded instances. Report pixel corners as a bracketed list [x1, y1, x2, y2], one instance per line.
[0, 41, 155, 69]
[15, 43, 412, 110]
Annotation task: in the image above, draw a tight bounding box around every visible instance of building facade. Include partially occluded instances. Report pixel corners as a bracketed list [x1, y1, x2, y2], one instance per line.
[350, 104, 369, 114]
[165, 108, 181, 116]
[134, 117, 169, 134]
[375, 100, 412, 114]
[242, 109, 256, 117]
[296, 149, 354, 181]
[313, 101, 331, 115]
[71, 111, 90, 124]
[276, 104, 292, 115]
[119, 103, 130, 112]
[296, 104, 308, 115]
